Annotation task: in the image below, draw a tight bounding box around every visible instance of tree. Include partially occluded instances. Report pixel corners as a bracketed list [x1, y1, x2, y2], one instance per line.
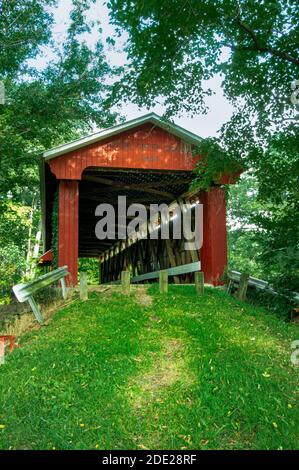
[108, 0, 299, 291]
[0, 0, 57, 76]
[108, 0, 298, 119]
[0, 0, 118, 292]
[227, 173, 264, 277]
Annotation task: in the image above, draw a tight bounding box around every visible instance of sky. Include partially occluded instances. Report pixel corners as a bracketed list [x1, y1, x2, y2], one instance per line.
[35, 0, 234, 138]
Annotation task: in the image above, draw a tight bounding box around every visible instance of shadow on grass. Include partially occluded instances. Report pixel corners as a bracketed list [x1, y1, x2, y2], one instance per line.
[0, 293, 155, 450]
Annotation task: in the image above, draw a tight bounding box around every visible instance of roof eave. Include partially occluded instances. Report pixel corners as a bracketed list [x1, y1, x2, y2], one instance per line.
[43, 113, 203, 161]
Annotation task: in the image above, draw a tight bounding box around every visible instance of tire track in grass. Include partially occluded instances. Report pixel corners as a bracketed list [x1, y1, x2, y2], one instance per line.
[123, 287, 196, 449]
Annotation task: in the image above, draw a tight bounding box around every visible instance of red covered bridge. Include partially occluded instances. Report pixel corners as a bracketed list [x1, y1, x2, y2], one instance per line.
[40, 113, 236, 286]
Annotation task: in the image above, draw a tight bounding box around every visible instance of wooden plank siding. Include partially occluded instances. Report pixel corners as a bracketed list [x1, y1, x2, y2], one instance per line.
[200, 188, 227, 286]
[58, 181, 79, 285]
[48, 124, 199, 180]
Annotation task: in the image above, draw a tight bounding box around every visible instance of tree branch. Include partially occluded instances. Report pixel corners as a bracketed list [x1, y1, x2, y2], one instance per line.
[234, 17, 299, 66]
[226, 43, 299, 66]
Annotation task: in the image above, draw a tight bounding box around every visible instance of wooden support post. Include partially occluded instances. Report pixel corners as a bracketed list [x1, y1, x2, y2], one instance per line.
[195, 272, 204, 295]
[200, 187, 227, 286]
[107, 250, 112, 282]
[120, 242, 126, 274]
[178, 197, 200, 263]
[80, 272, 88, 301]
[121, 271, 130, 294]
[112, 246, 117, 281]
[105, 252, 109, 283]
[236, 273, 249, 301]
[159, 270, 168, 293]
[0, 338, 5, 365]
[60, 277, 68, 300]
[58, 180, 79, 286]
[227, 279, 234, 294]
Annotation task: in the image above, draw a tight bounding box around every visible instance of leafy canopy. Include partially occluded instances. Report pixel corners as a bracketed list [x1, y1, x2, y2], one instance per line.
[108, 0, 299, 292]
[108, 0, 298, 123]
[0, 0, 118, 288]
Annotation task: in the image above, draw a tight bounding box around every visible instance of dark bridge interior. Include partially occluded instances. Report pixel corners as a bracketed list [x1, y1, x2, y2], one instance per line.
[78, 168, 199, 283]
[79, 167, 194, 258]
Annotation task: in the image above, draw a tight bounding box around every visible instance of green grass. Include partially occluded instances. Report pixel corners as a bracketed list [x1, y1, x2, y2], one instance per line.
[0, 286, 298, 450]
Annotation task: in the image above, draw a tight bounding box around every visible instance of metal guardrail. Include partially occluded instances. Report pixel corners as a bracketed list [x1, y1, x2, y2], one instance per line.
[229, 270, 271, 290]
[106, 262, 201, 285]
[13, 266, 70, 323]
[131, 261, 201, 283]
[228, 270, 299, 303]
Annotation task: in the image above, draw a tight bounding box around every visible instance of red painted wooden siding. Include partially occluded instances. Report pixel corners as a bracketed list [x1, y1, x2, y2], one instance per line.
[58, 180, 79, 285]
[39, 249, 53, 263]
[49, 124, 198, 179]
[200, 187, 227, 285]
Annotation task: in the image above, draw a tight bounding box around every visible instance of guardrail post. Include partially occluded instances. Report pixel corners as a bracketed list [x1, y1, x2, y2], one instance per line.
[236, 273, 249, 301]
[80, 272, 88, 301]
[60, 277, 68, 300]
[0, 338, 5, 365]
[159, 270, 168, 293]
[227, 279, 234, 294]
[195, 272, 204, 295]
[121, 271, 130, 294]
[28, 296, 44, 324]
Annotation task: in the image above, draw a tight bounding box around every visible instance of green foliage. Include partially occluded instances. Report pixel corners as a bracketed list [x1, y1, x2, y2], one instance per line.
[78, 258, 100, 285]
[108, 0, 298, 120]
[227, 173, 264, 276]
[0, 287, 298, 449]
[0, 0, 57, 76]
[0, 10, 117, 198]
[228, 169, 299, 317]
[0, 200, 37, 299]
[246, 290, 295, 322]
[228, 143, 299, 294]
[229, 232, 264, 277]
[0, 200, 33, 249]
[107, 0, 299, 297]
[0, 244, 26, 302]
[0, 0, 119, 290]
[252, 134, 299, 294]
[191, 138, 243, 191]
[51, 191, 59, 269]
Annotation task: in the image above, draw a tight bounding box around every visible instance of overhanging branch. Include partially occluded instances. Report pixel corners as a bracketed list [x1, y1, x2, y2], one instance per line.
[233, 16, 299, 66]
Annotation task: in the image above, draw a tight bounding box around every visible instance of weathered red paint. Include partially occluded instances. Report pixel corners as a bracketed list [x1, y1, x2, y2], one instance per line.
[58, 180, 79, 286]
[39, 249, 53, 264]
[0, 336, 17, 353]
[200, 187, 228, 285]
[49, 124, 198, 180]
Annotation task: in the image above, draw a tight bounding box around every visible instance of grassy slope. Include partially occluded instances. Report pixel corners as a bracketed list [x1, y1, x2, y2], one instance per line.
[0, 286, 298, 450]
